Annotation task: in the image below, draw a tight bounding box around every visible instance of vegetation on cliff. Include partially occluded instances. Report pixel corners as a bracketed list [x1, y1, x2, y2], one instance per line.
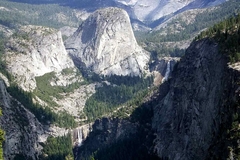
[7, 85, 77, 128]
[195, 14, 240, 63]
[41, 133, 73, 160]
[77, 89, 160, 160]
[0, 109, 4, 160]
[200, 14, 240, 157]
[0, 0, 80, 29]
[34, 71, 85, 108]
[0, 33, 12, 81]
[135, 0, 240, 57]
[84, 75, 153, 122]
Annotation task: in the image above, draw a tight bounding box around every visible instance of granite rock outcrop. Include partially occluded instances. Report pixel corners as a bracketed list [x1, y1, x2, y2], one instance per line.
[65, 7, 150, 76]
[5, 25, 74, 91]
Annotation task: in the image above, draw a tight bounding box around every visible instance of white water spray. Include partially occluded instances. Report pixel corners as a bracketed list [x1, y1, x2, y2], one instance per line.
[162, 61, 171, 83]
[77, 128, 82, 146]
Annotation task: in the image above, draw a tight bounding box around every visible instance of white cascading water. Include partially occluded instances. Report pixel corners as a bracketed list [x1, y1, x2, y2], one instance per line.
[78, 128, 82, 146]
[162, 61, 171, 83]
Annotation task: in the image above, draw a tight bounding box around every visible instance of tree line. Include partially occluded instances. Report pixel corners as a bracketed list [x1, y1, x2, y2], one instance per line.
[84, 75, 153, 122]
[41, 133, 74, 160]
[0, 109, 4, 160]
[7, 85, 77, 128]
[135, 0, 240, 57]
[0, 0, 80, 29]
[195, 13, 240, 63]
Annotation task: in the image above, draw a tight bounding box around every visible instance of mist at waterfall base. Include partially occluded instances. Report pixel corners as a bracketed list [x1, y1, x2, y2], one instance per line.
[77, 128, 83, 146]
[162, 61, 171, 83]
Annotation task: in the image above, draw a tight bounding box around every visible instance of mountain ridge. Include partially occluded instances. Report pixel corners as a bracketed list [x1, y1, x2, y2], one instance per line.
[8, 0, 226, 29]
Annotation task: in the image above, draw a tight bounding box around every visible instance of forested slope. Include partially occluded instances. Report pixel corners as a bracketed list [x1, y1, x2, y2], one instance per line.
[135, 0, 240, 57]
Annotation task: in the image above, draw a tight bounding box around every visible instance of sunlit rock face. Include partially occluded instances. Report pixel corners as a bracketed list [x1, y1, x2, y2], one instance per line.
[65, 7, 150, 77]
[5, 25, 74, 91]
[150, 57, 180, 85]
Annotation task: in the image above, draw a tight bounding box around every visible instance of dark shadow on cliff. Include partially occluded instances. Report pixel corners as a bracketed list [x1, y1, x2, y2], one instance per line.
[75, 87, 164, 160]
[206, 67, 240, 159]
[68, 54, 102, 83]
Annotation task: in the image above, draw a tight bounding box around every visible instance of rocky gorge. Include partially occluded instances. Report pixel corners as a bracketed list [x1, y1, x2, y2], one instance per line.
[0, 2, 239, 160]
[75, 38, 240, 160]
[0, 6, 175, 159]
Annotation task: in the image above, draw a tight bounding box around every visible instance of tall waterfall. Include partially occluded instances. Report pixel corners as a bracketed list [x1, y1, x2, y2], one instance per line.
[77, 128, 82, 146]
[162, 61, 171, 83]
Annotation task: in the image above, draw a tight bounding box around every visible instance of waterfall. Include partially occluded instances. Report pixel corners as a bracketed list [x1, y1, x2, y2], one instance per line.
[77, 128, 82, 146]
[162, 61, 171, 83]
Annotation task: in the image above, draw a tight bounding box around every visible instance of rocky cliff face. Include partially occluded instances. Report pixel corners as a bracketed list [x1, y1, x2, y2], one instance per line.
[75, 117, 138, 159]
[152, 38, 239, 159]
[4, 25, 74, 91]
[75, 37, 239, 160]
[0, 80, 47, 160]
[150, 57, 180, 85]
[0, 25, 84, 159]
[65, 7, 150, 76]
